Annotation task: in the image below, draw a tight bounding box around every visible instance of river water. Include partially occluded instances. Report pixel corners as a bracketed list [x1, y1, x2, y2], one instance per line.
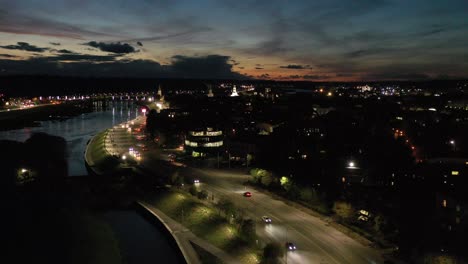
[0, 101, 141, 176]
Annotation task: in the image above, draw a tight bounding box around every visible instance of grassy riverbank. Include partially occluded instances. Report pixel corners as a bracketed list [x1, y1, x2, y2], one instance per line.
[148, 189, 261, 263]
[85, 130, 120, 175]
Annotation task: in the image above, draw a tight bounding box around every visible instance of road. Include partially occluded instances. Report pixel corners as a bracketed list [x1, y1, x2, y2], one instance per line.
[105, 117, 384, 264]
[183, 168, 384, 264]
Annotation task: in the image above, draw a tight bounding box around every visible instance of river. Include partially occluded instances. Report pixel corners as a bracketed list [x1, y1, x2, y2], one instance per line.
[0, 100, 186, 264]
[0, 100, 140, 176]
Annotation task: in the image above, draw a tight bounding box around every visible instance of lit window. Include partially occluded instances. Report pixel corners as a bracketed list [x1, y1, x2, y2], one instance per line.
[442, 199, 447, 208]
[452, 171, 459, 176]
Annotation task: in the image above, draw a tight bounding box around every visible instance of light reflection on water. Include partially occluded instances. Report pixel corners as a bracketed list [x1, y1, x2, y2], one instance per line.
[0, 101, 141, 176]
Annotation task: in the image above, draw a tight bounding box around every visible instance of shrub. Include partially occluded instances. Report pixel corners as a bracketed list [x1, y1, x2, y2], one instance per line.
[189, 185, 198, 196]
[197, 190, 208, 200]
[262, 242, 284, 264]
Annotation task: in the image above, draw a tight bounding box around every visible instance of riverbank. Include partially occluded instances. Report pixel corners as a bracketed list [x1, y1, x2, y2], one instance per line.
[84, 117, 262, 263]
[0, 101, 94, 131]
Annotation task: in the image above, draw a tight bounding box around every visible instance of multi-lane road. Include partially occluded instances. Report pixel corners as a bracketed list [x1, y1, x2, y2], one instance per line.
[106, 117, 385, 264]
[183, 168, 384, 264]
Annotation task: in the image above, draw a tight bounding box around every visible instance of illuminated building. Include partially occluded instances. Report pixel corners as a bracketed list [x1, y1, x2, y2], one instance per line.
[230, 85, 239, 97]
[184, 127, 224, 157]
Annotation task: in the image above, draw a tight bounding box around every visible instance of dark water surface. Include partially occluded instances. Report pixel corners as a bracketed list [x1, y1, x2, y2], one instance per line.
[0, 101, 141, 176]
[102, 210, 183, 264]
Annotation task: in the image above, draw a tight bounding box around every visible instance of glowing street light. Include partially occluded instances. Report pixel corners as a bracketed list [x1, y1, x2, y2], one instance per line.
[122, 155, 127, 160]
[346, 161, 357, 169]
[450, 140, 455, 145]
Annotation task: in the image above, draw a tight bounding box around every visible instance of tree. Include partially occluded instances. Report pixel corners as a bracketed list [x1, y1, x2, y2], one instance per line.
[333, 201, 355, 222]
[197, 190, 208, 200]
[240, 219, 256, 243]
[260, 172, 273, 186]
[189, 185, 197, 196]
[280, 176, 292, 191]
[262, 242, 284, 264]
[373, 213, 387, 235]
[299, 187, 317, 203]
[217, 198, 237, 219]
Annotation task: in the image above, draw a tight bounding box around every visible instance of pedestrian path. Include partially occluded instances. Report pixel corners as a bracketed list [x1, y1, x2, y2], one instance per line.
[138, 201, 238, 264]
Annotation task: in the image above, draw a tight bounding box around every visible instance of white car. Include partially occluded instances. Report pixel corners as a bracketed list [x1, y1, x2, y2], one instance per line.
[193, 179, 200, 184]
[262, 216, 272, 223]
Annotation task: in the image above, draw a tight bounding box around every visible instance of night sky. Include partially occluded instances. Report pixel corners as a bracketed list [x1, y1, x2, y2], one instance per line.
[0, 0, 467, 81]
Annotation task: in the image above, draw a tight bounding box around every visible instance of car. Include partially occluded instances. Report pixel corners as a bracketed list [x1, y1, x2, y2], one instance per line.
[261, 216, 272, 223]
[285, 242, 297, 251]
[243, 191, 252, 197]
[193, 179, 200, 184]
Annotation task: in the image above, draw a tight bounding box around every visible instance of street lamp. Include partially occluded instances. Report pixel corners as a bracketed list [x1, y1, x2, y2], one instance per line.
[347, 161, 357, 169]
[449, 140, 456, 151]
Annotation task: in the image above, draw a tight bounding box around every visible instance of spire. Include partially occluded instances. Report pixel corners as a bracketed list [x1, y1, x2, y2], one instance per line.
[230, 85, 239, 97]
[157, 84, 163, 97]
[207, 84, 214, 97]
[157, 84, 165, 101]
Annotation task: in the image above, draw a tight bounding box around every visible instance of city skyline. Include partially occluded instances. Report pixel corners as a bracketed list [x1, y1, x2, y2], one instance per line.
[0, 0, 467, 81]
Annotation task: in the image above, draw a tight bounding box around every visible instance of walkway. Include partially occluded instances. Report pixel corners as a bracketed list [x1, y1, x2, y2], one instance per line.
[138, 201, 238, 264]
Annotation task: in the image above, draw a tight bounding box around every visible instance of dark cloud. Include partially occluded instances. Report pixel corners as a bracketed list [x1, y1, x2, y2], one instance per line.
[0, 57, 162, 77]
[303, 74, 331, 80]
[137, 41, 143, 46]
[255, 67, 264, 70]
[49, 54, 119, 62]
[230, 59, 240, 65]
[0, 54, 248, 79]
[50, 42, 61, 46]
[84, 41, 137, 54]
[54, 49, 75, 54]
[280, 64, 312, 70]
[0, 42, 49, 52]
[286, 74, 331, 80]
[258, 73, 270, 79]
[0, 54, 17, 58]
[170, 55, 246, 79]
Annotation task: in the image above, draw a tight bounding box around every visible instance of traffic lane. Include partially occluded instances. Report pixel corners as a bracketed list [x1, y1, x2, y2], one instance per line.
[203, 183, 381, 264]
[198, 183, 345, 264]
[193, 171, 383, 264]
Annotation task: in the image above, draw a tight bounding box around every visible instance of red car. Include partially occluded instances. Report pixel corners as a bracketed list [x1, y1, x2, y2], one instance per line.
[243, 191, 252, 197]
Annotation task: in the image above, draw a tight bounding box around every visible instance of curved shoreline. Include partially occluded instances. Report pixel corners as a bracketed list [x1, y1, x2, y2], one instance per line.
[84, 123, 194, 264]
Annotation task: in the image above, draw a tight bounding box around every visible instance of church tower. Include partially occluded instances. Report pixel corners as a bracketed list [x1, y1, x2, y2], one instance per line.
[230, 85, 239, 97]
